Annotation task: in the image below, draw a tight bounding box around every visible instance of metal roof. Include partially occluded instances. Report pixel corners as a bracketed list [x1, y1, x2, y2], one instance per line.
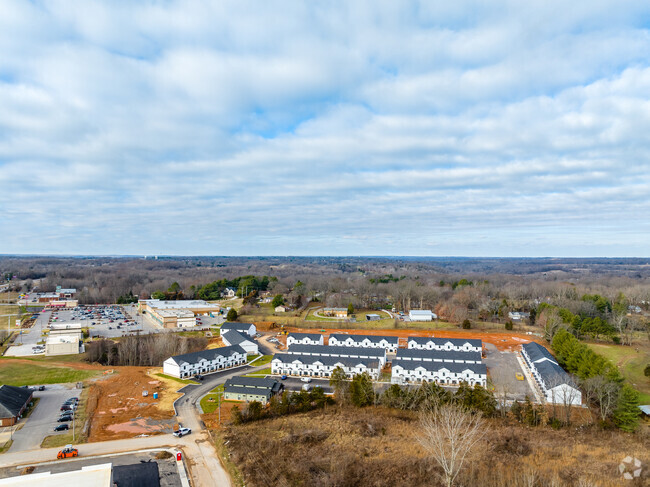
[522, 342, 557, 364]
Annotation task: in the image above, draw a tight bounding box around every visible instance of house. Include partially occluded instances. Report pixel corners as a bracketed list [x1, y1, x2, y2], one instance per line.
[162, 345, 247, 378]
[408, 310, 436, 321]
[322, 308, 348, 318]
[520, 342, 581, 405]
[328, 334, 399, 353]
[272, 353, 381, 380]
[287, 333, 324, 347]
[508, 311, 530, 321]
[396, 348, 482, 364]
[407, 337, 483, 353]
[219, 322, 257, 338]
[223, 376, 283, 405]
[285, 344, 387, 366]
[628, 305, 642, 314]
[220, 330, 259, 355]
[0, 385, 33, 426]
[221, 287, 237, 298]
[391, 360, 487, 387]
[366, 314, 381, 321]
[275, 305, 289, 313]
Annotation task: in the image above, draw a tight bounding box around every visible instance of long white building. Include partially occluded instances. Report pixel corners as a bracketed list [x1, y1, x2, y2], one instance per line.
[221, 330, 259, 355]
[285, 344, 387, 366]
[391, 359, 487, 386]
[408, 310, 436, 321]
[272, 353, 381, 380]
[521, 342, 582, 405]
[328, 334, 399, 353]
[287, 333, 324, 347]
[163, 345, 247, 378]
[407, 337, 482, 353]
[396, 348, 482, 364]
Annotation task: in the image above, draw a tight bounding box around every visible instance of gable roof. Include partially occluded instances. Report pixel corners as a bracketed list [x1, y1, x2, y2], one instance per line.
[288, 332, 323, 341]
[408, 336, 482, 348]
[224, 376, 282, 395]
[287, 344, 385, 358]
[522, 342, 557, 364]
[220, 322, 254, 333]
[534, 360, 574, 387]
[167, 345, 246, 366]
[392, 359, 487, 375]
[273, 353, 380, 369]
[221, 330, 253, 346]
[0, 385, 33, 419]
[396, 348, 482, 362]
[329, 334, 399, 344]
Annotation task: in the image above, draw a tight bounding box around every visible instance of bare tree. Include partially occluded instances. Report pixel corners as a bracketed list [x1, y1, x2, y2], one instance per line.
[417, 403, 486, 487]
[583, 375, 619, 423]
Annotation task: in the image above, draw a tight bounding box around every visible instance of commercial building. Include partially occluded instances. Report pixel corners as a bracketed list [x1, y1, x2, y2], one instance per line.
[286, 344, 387, 366]
[138, 299, 221, 328]
[521, 342, 582, 405]
[272, 353, 381, 380]
[328, 334, 399, 353]
[162, 345, 247, 379]
[407, 337, 482, 353]
[0, 385, 33, 426]
[224, 376, 283, 404]
[46, 335, 83, 356]
[408, 310, 437, 321]
[287, 333, 324, 347]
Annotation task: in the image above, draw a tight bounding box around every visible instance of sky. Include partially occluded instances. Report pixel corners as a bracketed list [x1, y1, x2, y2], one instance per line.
[1, 1, 650, 257]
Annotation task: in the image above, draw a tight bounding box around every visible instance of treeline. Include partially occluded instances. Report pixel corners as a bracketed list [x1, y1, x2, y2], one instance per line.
[85, 334, 208, 366]
[232, 387, 333, 424]
[551, 329, 640, 431]
[538, 299, 618, 341]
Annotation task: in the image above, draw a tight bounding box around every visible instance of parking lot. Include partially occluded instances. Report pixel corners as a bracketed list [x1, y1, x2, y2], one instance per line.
[8, 386, 80, 452]
[484, 343, 535, 401]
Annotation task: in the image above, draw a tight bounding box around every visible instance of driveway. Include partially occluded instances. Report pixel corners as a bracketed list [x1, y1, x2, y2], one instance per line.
[484, 343, 534, 401]
[9, 386, 77, 452]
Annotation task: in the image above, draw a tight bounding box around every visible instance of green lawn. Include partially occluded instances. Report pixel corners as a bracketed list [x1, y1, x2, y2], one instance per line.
[248, 355, 273, 366]
[0, 363, 98, 386]
[154, 373, 199, 385]
[587, 343, 650, 403]
[200, 385, 225, 413]
[244, 367, 271, 378]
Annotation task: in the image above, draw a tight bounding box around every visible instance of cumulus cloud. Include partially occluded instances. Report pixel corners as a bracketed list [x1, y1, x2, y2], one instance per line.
[0, 0, 649, 256]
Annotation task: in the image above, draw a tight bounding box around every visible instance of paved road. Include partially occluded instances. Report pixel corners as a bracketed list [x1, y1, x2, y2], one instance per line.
[484, 343, 534, 401]
[9, 386, 77, 452]
[4, 310, 49, 357]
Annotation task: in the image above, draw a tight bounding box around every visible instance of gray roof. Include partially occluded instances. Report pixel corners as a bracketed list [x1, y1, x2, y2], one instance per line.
[273, 353, 380, 369]
[329, 334, 399, 344]
[222, 330, 252, 346]
[408, 337, 482, 348]
[534, 360, 573, 387]
[288, 332, 323, 340]
[396, 348, 482, 362]
[0, 385, 33, 419]
[220, 322, 254, 332]
[392, 359, 487, 375]
[522, 342, 557, 364]
[168, 345, 246, 366]
[224, 376, 282, 395]
[287, 344, 385, 358]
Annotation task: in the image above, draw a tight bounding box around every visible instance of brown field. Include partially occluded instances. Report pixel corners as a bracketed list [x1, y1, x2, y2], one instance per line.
[87, 367, 180, 442]
[223, 406, 650, 487]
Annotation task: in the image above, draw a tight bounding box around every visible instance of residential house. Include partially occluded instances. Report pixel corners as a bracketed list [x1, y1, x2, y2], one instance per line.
[220, 330, 259, 355]
[287, 333, 324, 347]
[275, 305, 289, 313]
[223, 376, 283, 405]
[521, 342, 582, 405]
[396, 348, 482, 364]
[0, 385, 33, 426]
[407, 337, 483, 353]
[322, 308, 348, 318]
[285, 344, 386, 366]
[221, 287, 237, 298]
[162, 345, 247, 378]
[391, 360, 487, 386]
[272, 353, 381, 380]
[328, 334, 399, 353]
[408, 310, 437, 321]
[508, 311, 530, 321]
[219, 322, 257, 338]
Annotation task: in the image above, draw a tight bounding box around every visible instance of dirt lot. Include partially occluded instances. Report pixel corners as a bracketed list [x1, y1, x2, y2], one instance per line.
[87, 367, 181, 442]
[277, 326, 541, 351]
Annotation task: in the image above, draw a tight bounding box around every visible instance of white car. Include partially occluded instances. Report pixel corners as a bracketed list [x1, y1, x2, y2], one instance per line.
[173, 427, 191, 437]
[300, 377, 312, 383]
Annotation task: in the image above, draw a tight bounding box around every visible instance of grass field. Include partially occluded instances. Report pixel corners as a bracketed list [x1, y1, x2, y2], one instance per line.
[248, 355, 273, 366]
[154, 373, 199, 385]
[587, 342, 650, 403]
[201, 384, 225, 413]
[244, 367, 271, 378]
[0, 363, 98, 386]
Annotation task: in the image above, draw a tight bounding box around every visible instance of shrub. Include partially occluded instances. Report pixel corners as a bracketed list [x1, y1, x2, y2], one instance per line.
[462, 319, 471, 329]
[226, 308, 238, 321]
[505, 320, 514, 330]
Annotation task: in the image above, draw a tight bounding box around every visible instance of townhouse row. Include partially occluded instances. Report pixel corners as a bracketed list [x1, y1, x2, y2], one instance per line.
[521, 342, 582, 405]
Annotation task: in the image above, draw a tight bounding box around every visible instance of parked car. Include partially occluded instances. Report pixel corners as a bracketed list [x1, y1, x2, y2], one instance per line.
[57, 445, 77, 459]
[61, 405, 76, 412]
[280, 375, 288, 380]
[302, 384, 312, 391]
[300, 377, 312, 383]
[194, 375, 204, 381]
[38, 385, 45, 391]
[54, 424, 69, 431]
[173, 427, 191, 437]
[58, 416, 72, 422]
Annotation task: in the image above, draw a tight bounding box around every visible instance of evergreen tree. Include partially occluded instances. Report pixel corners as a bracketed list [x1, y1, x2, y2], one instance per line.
[226, 308, 238, 321]
[613, 384, 641, 432]
[350, 372, 374, 407]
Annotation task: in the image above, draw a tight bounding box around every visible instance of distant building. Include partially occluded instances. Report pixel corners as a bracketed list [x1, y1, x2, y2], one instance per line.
[408, 310, 436, 321]
[55, 286, 77, 299]
[508, 311, 530, 321]
[322, 308, 348, 318]
[366, 313, 381, 321]
[287, 333, 324, 347]
[221, 287, 237, 298]
[275, 305, 289, 313]
[138, 299, 221, 328]
[224, 376, 283, 404]
[0, 385, 33, 426]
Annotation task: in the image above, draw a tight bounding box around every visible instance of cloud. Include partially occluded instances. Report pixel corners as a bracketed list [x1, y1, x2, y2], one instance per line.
[0, 1, 649, 256]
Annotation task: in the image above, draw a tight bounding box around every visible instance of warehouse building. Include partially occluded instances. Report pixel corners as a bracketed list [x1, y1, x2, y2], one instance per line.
[272, 353, 381, 379]
[328, 333, 399, 353]
[163, 345, 247, 378]
[224, 376, 283, 404]
[407, 337, 482, 353]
